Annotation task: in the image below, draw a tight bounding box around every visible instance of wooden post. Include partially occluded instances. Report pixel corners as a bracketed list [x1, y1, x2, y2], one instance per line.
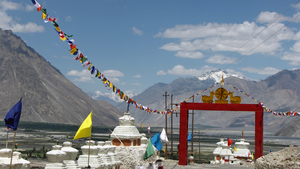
[163, 91, 169, 159]
[171, 94, 173, 159]
[198, 131, 200, 163]
[6, 129, 9, 149]
[9, 130, 17, 169]
[88, 137, 91, 168]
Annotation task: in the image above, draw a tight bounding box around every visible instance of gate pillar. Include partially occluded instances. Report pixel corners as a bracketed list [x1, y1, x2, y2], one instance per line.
[255, 107, 263, 160]
[178, 102, 264, 165]
[179, 106, 188, 165]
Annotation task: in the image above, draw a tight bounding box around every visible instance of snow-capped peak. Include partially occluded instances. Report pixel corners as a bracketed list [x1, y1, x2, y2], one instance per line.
[92, 90, 139, 102]
[197, 69, 251, 82]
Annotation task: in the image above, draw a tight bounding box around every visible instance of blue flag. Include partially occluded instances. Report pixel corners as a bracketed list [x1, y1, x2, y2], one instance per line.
[4, 99, 22, 130]
[188, 131, 192, 142]
[151, 132, 162, 151]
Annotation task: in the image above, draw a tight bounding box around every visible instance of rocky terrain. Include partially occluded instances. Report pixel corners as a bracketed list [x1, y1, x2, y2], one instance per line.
[255, 146, 300, 168]
[0, 28, 123, 126]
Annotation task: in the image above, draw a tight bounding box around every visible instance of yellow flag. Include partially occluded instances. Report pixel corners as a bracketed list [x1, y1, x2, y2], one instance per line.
[70, 48, 77, 54]
[109, 82, 113, 88]
[252, 153, 254, 160]
[60, 37, 67, 41]
[88, 64, 93, 70]
[234, 147, 237, 152]
[141, 123, 143, 130]
[55, 27, 61, 32]
[73, 111, 93, 140]
[42, 13, 47, 20]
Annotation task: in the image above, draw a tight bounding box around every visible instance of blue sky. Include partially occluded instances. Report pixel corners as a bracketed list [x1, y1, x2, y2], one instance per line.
[1, 0, 300, 99]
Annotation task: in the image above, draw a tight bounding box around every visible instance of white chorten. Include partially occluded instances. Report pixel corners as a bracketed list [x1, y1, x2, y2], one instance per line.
[233, 131, 252, 160]
[97, 141, 113, 169]
[111, 111, 142, 146]
[219, 141, 232, 164]
[61, 141, 79, 169]
[211, 137, 224, 164]
[13, 152, 30, 169]
[45, 145, 67, 169]
[0, 149, 28, 169]
[110, 111, 157, 169]
[77, 140, 104, 169]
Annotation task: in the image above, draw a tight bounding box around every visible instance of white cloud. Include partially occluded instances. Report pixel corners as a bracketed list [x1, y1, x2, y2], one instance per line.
[67, 69, 91, 76]
[256, 11, 291, 23]
[240, 67, 280, 75]
[65, 15, 72, 22]
[109, 78, 120, 83]
[8, 22, 44, 33]
[0, 0, 21, 11]
[132, 27, 143, 36]
[67, 69, 122, 83]
[167, 65, 216, 76]
[25, 4, 35, 11]
[291, 12, 300, 23]
[175, 51, 204, 59]
[206, 55, 237, 64]
[73, 77, 94, 83]
[294, 3, 300, 10]
[157, 21, 295, 56]
[157, 70, 166, 75]
[290, 41, 300, 52]
[0, 1, 44, 33]
[155, 22, 259, 40]
[134, 74, 141, 78]
[67, 69, 95, 83]
[102, 70, 124, 77]
[281, 52, 300, 65]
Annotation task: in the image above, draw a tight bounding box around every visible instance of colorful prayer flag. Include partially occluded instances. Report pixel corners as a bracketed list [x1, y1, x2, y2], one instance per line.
[151, 132, 162, 151]
[160, 128, 168, 143]
[73, 111, 93, 140]
[148, 125, 150, 135]
[82, 60, 90, 67]
[188, 131, 192, 142]
[141, 123, 143, 131]
[228, 137, 233, 147]
[5, 98, 22, 131]
[144, 139, 154, 160]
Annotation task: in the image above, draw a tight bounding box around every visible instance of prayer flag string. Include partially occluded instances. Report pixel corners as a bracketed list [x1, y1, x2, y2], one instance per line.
[30, 0, 298, 116]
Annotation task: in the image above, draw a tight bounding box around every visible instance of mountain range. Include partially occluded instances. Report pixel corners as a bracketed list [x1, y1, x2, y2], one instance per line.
[115, 69, 300, 137]
[1, 28, 299, 137]
[0, 28, 123, 127]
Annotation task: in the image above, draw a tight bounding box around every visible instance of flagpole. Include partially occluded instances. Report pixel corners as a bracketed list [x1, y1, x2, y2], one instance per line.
[9, 130, 17, 169]
[6, 128, 9, 149]
[88, 137, 91, 168]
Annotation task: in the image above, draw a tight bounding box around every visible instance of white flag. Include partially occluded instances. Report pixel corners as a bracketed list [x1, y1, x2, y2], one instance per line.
[160, 128, 168, 143]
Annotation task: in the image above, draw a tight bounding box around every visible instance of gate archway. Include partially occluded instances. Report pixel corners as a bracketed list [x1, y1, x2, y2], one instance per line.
[178, 102, 263, 165]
